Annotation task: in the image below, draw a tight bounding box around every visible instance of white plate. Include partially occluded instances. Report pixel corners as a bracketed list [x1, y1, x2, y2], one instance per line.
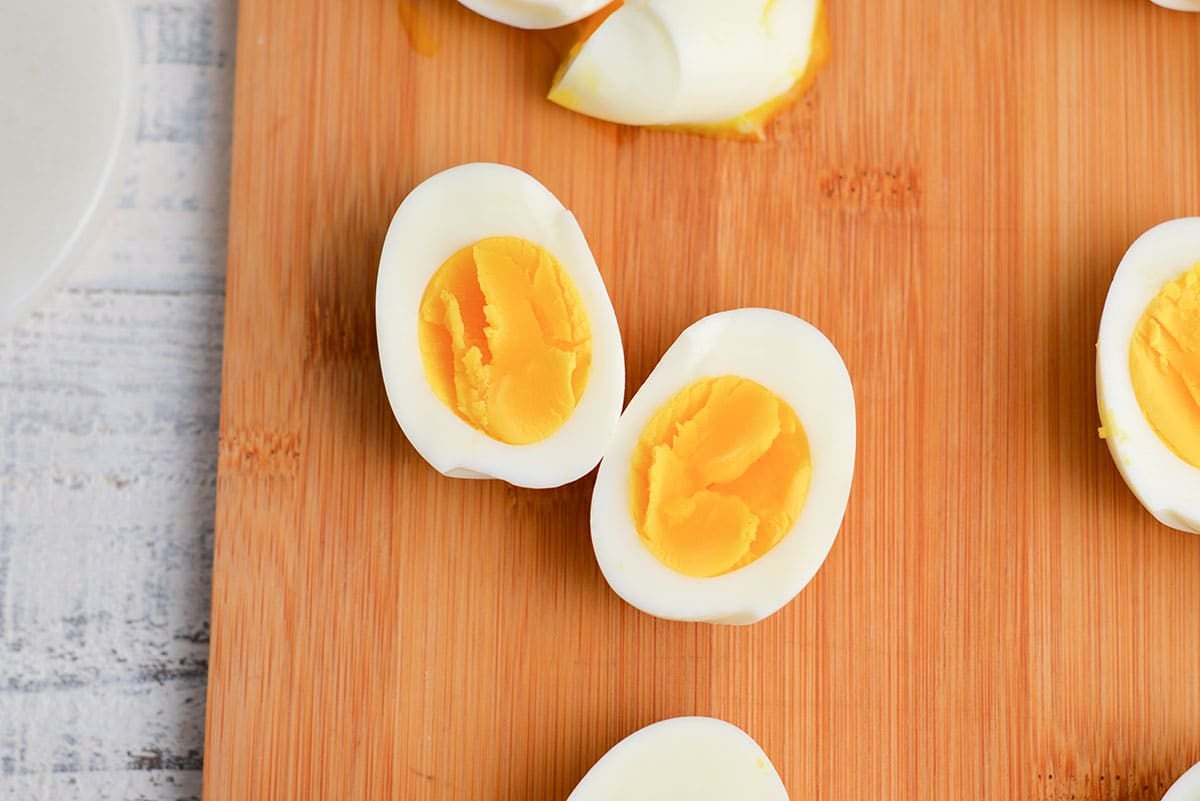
[0, 0, 136, 332]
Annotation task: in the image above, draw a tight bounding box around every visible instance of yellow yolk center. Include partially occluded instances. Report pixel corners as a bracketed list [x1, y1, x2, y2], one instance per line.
[1129, 262, 1200, 468]
[629, 376, 812, 578]
[418, 237, 592, 445]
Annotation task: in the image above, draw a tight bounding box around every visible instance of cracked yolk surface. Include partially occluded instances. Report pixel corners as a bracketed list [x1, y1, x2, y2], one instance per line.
[1130, 261, 1200, 468]
[418, 237, 592, 445]
[629, 376, 811, 578]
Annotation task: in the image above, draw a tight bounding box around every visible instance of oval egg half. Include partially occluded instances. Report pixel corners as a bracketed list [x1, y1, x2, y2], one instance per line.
[567, 717, 789, 801]
[376, 162, 625, 489]
[591, 308, 856, 624]
[456, 0, 612, 29]
[1096, 217, 1200, 533]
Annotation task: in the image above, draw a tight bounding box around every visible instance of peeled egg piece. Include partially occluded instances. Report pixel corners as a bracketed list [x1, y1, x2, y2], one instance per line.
[1096, 217, 1200, 533]
[1150, 0, 1200, 10]
[376, 162, 625, 489]
[456, 0, 612, 29]
[548, 0, 830, 139]
[567, 717, 789, 801]
[590, 309, 855, 624]
[1163, 761, 1200, 801]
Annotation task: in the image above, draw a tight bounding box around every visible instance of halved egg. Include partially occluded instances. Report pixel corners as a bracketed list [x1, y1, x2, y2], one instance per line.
[376, 162, 625, 489]
[1096, 217, 1200, 534]
[456, 0, 612, 29]
[590, 309, 856, 624]
[548, 0, 830, 139]
[567, 717, 789, 801]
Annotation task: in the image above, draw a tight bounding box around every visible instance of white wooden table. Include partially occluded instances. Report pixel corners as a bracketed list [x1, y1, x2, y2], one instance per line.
[0, 1, 236, 798]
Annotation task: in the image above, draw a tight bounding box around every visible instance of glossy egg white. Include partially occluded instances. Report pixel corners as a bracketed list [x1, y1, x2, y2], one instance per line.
[548, 0, 824, 130]
[590, 308, 856, 624]
[375, 162, 624, 489]
[1096, 217, 1200, 533]
[1163, 761, 1200, 801]
[1161, 762, 1200, 801]
[567, 717, 790, 801]
[1150, 0, 1200, 10]
[456, 0, 611, 29]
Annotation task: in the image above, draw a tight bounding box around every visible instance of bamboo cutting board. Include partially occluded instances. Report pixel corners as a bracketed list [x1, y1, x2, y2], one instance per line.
[205, 1, 1200, 799]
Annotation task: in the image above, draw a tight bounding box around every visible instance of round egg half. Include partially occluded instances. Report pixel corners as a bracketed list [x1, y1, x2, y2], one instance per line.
[456, 0, 611, 29]
[567, 717, 789, 801]
[548, 0, 830, 139]
[376, 162, 625, 489]
[1096, 217, 1200, 534]
[590, 309, 856, 624]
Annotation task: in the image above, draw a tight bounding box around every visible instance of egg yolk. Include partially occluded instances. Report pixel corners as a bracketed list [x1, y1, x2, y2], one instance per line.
[629, 376, 812, 578]
[1129, 261, 1200, 468]
[418, 237, 592, 445]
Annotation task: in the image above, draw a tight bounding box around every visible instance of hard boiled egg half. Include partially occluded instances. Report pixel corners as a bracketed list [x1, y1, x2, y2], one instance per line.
[548, 0, 830, 139]
[376, 163, 625, 489]
[567, 717, 789, 801]
[456, 0, 612, 29]
[1097, 217, 1200, 533]
[591, 309, 856, 624]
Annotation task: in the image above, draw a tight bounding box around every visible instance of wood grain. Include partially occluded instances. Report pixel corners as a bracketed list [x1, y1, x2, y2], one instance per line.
[205, 1, 1200, 799]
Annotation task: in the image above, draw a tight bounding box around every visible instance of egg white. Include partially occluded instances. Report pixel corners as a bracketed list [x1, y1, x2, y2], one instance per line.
[1096, 217, 1200, 534]
[549, 0, 821, 128]
[456, 0, 612, 29]
[1150, 0, 1200, 11]
[590, 309, 856, 624]
[1162, 760, 1200, 801]
[375, 162, 625, 489]
[566, 717, 789, 801]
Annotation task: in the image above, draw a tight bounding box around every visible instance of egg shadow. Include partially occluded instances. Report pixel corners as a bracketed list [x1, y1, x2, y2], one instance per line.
[1025, 232, 1150, 532]
[303, 184, 408, 473]
[495, 724, 599, 801]
[398, 0, 573, 99]
[495, 705, 678, 801]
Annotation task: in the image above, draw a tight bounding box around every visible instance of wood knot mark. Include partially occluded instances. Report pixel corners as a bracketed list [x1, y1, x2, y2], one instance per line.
[818, 166, 921, 214]
[1034, 767, 1175, 801]
[218, 429, 301, 478]
[305, 301, 377, 364]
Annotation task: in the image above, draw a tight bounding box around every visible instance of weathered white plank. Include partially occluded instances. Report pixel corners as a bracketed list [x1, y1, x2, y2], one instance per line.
[0, 290, 223, 799]
[0, 0, 236, 796]
[1, 770, 200, 801]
